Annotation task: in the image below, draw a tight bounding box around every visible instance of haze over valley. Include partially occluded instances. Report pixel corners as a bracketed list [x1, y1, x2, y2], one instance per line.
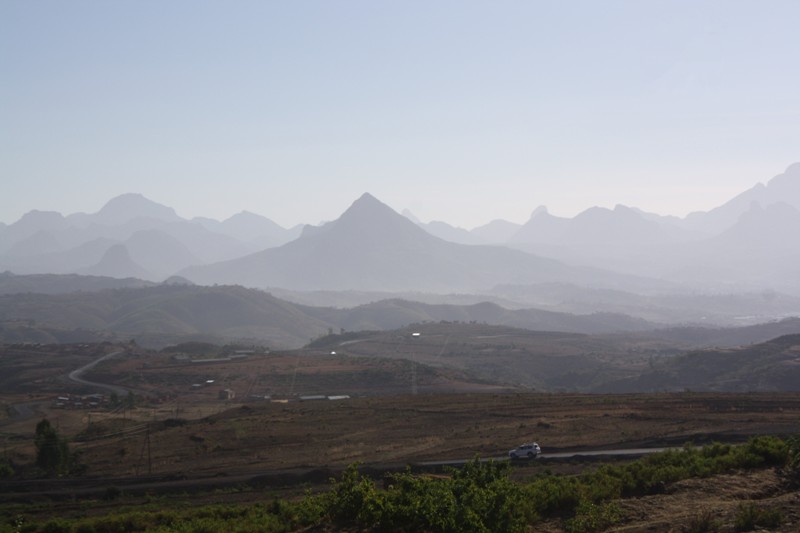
[0, 164, 800, 295]
[3, 162, 800, 300]
[1, 163, 800, 395]
[6, 5, 800, 530]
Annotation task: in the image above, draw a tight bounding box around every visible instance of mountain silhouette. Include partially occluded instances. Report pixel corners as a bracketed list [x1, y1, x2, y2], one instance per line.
[0, 211, 67, 253]
[509, 206, 569, 244]
[510, 205, 667, 245]
[81, 244, 152, 279]
[124, 229, 202, 279]
[3, 163, 800, 294]
[193, 210, 301, 250]
[180, 193, 605, 292]
[470, 219, 521, 243]
[685, 163, 800, 234]
[0, 193, 289, 279]
[93, 193, 181, 226]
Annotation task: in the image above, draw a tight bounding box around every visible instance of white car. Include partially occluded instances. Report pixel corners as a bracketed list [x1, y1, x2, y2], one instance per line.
[508, 442, 541, 459]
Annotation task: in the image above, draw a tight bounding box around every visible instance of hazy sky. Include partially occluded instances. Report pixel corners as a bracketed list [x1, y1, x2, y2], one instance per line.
[2, 1, 799, 229]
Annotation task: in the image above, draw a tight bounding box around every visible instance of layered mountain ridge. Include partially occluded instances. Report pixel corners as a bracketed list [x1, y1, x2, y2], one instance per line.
[1, 164, 799, 295]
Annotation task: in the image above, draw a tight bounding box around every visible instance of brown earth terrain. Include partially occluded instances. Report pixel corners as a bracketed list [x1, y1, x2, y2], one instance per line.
[1, 341, 800, 531]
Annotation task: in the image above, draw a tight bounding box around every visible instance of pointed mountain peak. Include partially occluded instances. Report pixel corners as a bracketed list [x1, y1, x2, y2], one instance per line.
[299, 192, 432, 246]
[351, 192, 384, 208]
[339, 193, 398, 222]
[84, 243, 151, 280]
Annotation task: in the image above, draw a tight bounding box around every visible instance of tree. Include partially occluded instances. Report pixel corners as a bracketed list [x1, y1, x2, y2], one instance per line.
[124, 392, 136, 409]
[35, 419, 71, 476]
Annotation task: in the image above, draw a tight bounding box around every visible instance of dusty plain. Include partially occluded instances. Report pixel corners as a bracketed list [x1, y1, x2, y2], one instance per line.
[1, 341, 799, 531]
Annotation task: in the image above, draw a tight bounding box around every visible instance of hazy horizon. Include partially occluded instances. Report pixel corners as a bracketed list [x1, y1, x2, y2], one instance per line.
[3, 1, 799, 228]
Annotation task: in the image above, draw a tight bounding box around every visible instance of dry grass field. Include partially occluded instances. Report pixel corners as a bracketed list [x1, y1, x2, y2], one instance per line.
[2, 342, 799, 477]
[2, 341, 800, 531]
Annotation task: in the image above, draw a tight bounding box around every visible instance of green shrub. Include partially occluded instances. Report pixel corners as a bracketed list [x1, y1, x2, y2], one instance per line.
[7, 437, 797, 533]
[564, 501, 621, 533]
[102, 486, 122, 501]
[523, 475, 581, 516]
[733, 503, 783, 531]
[782, 435, 800, 487]
[39, 520, 72, 533]
[717, 436, 788, 471]
[0, 460, 13, 479]
[580, 466, 624, 502]
[327, 464, 383, 526]
[324, 459, 531, 532]
[381, 471, 458, 532]
[34, 419, 72, 477]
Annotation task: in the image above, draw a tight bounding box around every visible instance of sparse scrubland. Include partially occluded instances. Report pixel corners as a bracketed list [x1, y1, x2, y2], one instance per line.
[2, 437, 799, 532]
[2, 337, 800, 532]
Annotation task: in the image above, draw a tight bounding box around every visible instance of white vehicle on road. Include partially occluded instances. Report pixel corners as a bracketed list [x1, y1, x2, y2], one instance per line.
[508, 442, 541, 459]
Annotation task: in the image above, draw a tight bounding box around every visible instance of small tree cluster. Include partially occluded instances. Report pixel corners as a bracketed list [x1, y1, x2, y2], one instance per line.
[34, 419, 75, 477]
[0, 458, 13, 479]
[782, 435, 800, 488]
[326, 460, 532, 532]
[321, 437, 794, 533]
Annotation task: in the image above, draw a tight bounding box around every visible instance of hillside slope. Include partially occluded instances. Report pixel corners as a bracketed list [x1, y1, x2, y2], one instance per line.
[602, 334, 800, 392]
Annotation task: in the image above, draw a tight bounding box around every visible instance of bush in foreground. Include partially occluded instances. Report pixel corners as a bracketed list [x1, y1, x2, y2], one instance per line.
[4, 436, 795, 533]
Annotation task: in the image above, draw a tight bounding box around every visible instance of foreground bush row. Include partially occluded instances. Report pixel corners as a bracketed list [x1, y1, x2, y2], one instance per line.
[5, 436, 798, 533]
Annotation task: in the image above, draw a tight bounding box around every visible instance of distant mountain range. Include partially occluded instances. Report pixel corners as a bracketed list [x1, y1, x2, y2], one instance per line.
[429, 164, 800, 293]
[1, 163, 800, 297]
[0, 282, 660, 349]
[2, 278, 798, 354]
[179, 193, 649, 292]
[0, 193, 302, 281]
[4, 165, 799, 394]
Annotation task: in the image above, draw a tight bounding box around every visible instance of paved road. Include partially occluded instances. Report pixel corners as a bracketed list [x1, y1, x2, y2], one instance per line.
[4, 350, 130, 424]
[0, 446, 682, 502]
[540, 447, 671, 459]
[418, 447, 674, 467]
[67, 350, 130, 396]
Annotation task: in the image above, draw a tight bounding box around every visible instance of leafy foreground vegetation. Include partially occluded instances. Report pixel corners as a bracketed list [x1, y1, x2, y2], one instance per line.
[5, 436, 799, 533]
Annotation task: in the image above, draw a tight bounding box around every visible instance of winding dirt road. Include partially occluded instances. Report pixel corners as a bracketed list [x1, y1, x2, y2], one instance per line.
[66, 350, 129, 396]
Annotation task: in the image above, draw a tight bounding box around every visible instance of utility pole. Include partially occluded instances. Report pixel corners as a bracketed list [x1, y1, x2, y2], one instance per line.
[411, 332, 420, 395]
[138, 425, 152, 475]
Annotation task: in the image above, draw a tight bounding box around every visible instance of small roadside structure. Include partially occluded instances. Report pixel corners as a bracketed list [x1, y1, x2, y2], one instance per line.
[218, 388, 235, 400]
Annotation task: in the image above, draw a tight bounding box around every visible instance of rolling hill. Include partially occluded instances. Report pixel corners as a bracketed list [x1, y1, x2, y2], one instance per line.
[0, 280, 665, 349]
[0, 284, 334, 348]
[0, 275, 799, 391]
[599, 334, 800, 392]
